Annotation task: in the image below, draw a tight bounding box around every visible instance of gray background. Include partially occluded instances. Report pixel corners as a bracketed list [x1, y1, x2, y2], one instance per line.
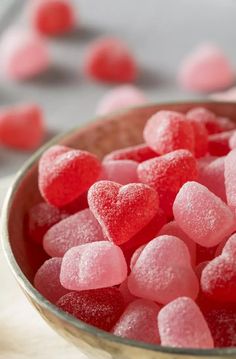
[0, 0, 236, 175]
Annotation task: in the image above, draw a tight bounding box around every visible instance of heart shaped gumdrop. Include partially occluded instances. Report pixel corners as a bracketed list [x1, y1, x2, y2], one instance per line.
[39, 145, 101, 207]
[201, 234, 236, 303]
[128, 235, 199, 304]
[88, 180, 159, 245]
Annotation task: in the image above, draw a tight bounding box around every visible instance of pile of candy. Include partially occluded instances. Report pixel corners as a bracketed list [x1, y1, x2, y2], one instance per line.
[29, 107, 236, 349]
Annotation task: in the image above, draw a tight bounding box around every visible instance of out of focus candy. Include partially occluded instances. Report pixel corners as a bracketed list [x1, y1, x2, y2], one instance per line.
[84, 37, 137, 83]
[96, 85, 147, 115]
[0, 103, 45, 150]
[99, 159, 138, 185]
[0, 27, 49, 80]
[178, 44, 234, 92]
[29, 0, 75, 36]
[103, 143, 157, 163]
[144, 110, 194, 154]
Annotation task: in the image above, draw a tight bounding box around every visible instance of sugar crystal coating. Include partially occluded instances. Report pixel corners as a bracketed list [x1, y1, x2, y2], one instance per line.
[119, 279, 137, 305]
[208, 130, 234, 156]
[187, 119, 208, 158]
[198, 157, 226, 202]
[39, 145, 101, 207]
[99, 159, 138, 185]
[225, 149, 236, 215]
[43, 208, 105, 257]
[88, 181, 159, 245]
[0, 27, 49, 80]
[34, 258, 69, 303]
[57, 288, 125, 331]
[173, 181, 235, 247]
[144, 111, 195, 154]
[0, 103, 45, 150]
[128, 235, 199, 304]
[229, 131, 236, 149]
[120, 208, 167, 264]
[159, 220, 196, 266]
[178, 44, 234, 92]
[60, 241, 127, 290]
[104, 143, 157, 163]
[158, 297, 214, 348]
[138, 149, 198, 217]
[186, 107, 221, 134]
[29, 0, 75, 36]
[201, 235, 236, 303]
[96, 85, 147, 115]
[28, 201, 68, 244]
[203, 305, 236, 347]
[112, 299, 160, 344]
[84, 37, 137, 83]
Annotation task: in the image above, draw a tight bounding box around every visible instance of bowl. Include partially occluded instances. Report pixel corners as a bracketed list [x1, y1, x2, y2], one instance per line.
[2, 101, 236, 359]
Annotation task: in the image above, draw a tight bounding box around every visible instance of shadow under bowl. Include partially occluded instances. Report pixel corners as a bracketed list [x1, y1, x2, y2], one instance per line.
[2, 101, 236, 359]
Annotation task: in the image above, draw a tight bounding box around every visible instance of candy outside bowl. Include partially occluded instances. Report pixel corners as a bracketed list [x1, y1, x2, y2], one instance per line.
[1, 101, 236, 359]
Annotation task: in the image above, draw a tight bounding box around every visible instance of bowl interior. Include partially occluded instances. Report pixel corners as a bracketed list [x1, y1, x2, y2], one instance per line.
[3, 101, 236, 357]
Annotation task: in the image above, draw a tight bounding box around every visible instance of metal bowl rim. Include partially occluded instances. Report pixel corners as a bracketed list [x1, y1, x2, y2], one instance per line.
[2, 100, 236, 357]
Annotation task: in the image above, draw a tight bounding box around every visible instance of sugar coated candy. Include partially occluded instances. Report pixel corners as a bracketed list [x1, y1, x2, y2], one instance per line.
[158, 297, 214, 348]
[186, 107, 221, 135]
[27, 202, 68, 244]
[208, 130, 234, 156]
[96, 85, 147, 115]
[128, 235, 199, 304]
[57, 288, 125, 331]
[29, 0, 75, 36]
[84, 37, 137, 83]
[39, 145, 101, 207]
[201, 234, 236, 303]
[119, 279, 137, 305]
[112, 299, 160, 344]
[34, 258, 69, 303]
[0, 103, 45, 150]
[143, 110, 194, 155]
[88, 181, 159, 245]
[202, 305, 236, 347]
[178, 44, 234, 92]
[198, 157, 226, 202]
[60, 241, 127, 290]
[99, 160, 138, 185]
[120, 208, 167, 263]
[43, 208, 105, 257]
[103, 143, 157, 163]
[173, 182, 235, 247]
[138, 149, 197, 217]
[225, 149, 236, 214]
[229, 131, 236, 149]
[0, 27, 49, 80]
[187, 119, 208, 158]
[159, 220, 196, 266]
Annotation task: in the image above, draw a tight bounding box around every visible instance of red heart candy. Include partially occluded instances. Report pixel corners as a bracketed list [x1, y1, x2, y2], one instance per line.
[88, 180, 159, 245]
[39, 145, 101, 207]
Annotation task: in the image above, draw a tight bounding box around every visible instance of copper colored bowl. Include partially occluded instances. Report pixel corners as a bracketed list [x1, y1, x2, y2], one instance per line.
[2, 101, 236, 359]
